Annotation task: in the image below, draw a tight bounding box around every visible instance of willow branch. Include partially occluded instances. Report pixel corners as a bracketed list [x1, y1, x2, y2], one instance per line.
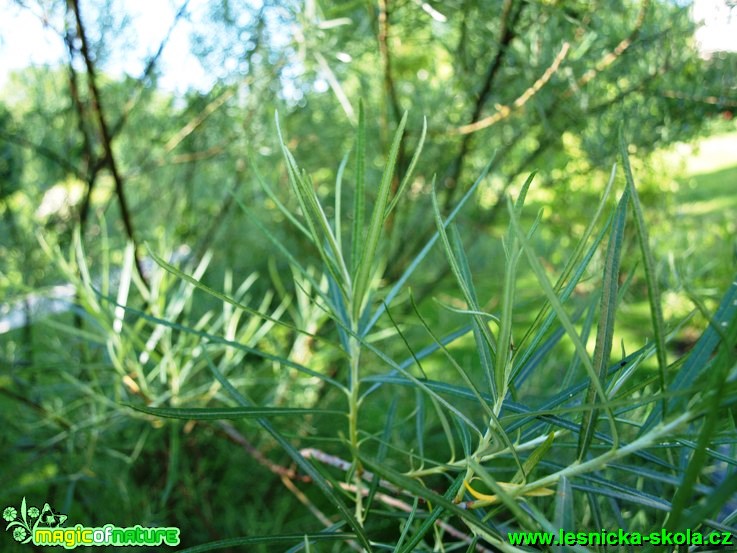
[163, 87, 236, 153]
[64, 25, 98, 229]
[456, 41, 570, 135]
[442, 0, 524, 207]
[68, 0, 148, 286]
[574, 0, 650, 90]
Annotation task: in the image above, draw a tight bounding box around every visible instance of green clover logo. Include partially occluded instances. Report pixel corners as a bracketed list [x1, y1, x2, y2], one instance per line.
[13, 527, 27, 542]
[3, 497, 59, 545]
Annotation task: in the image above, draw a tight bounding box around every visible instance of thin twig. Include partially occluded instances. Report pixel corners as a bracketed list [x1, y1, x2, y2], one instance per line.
[337, 481, 495, 553]
[63, 24, 97, 229]
[216, 421, 311, 482]
[279, 476, 364, 553]
[377, 0, 405, 157]
[456, 42, 571, 135]
[299, 447, 495, 552]
[163, 88, 236, 153]
[573, 0, 650, 91]
[442, 0, 525, 208]
[68, 0, 149, 287]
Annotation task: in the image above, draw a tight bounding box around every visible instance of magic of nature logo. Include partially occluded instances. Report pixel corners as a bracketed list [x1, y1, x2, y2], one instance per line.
[3, 497, 179, 548]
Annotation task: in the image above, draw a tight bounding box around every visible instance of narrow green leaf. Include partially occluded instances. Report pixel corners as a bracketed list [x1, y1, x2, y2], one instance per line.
[160, 423, 180, 507]
[676, 470, 737, 536]
[352, 101, 366, 274]
[335, 149, 350, 255]
[666, 295, 737, 532]
[396, 476, 464, 553]
[352, 111, 408, 321]
[384, 115, 427, 218]
[514, 165, 616, 371]
[96, 291, 345, 390]
[358, 458, 517, 552]
[496, 174, 535, 398]
[247, 149, 310, 239]
[283, 524, 348, 553]
[432, 181, 498, 400]
[392, 497, 420, 553]
[571, 482, 670, 511]
[366, 398, 397, 517]
[409, 291, 494, 420]
[448, 223, 497, 397]
[147, 248, 317, 340]
[407, 292, 525, 488]
[363, 157, 494, 336]
[275, 113, 352, 296]
[619, 129, 668, 415]
[231, 193, 336, 315]
[640, 276, 737, 434]
[127, 404, 342, 420]
[507, 197, 619, 446]
[512, 431, 555, 484]
[553, 476, 574, 553]
[577, 187, 629, 459]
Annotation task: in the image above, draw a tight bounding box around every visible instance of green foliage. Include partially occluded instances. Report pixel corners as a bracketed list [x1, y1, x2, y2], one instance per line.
[0, 104, 23, 200]
[7, 117, 735, 551]
[1, 1, 736, 551]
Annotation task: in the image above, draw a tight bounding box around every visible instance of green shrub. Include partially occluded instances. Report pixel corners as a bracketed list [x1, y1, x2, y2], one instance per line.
[8, 113, 736, 552]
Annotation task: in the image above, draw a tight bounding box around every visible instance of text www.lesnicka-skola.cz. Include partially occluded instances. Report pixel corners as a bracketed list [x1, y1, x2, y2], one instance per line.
[507, 528, 733, 547]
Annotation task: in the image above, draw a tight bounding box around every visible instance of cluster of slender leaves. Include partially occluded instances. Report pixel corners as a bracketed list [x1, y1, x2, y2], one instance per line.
[117, 114, 737, 553]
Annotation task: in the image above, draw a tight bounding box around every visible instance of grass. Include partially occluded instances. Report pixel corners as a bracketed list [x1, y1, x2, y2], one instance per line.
[678, 164, 737, 214]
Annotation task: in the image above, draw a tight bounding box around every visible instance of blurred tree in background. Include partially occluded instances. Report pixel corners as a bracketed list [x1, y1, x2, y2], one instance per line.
[1, 0, 734, 283]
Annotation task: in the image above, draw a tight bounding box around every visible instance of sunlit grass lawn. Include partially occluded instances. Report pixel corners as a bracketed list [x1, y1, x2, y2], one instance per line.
[669, 129, 736, 282]
[640, 126, 737, 356]
[419, 127, 737, 387]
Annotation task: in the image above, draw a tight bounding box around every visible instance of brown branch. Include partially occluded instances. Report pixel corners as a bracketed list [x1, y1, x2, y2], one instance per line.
[63, 25, 99, 229]
[215, 421, 311, 482]
[163, 88, 236, 154]
[572, 0, 650, 91]
[71, 0, 189, 230]
[300, 447, 495, 553]
[68, 0, 148, 287]
[468, 0, 520, 125]
[444, 0, 647, 206]
[278, 475, 364, 551]
[456, 41, 570, 135]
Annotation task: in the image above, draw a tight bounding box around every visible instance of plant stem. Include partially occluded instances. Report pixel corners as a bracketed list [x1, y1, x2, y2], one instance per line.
[348, 335, 364, 524]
